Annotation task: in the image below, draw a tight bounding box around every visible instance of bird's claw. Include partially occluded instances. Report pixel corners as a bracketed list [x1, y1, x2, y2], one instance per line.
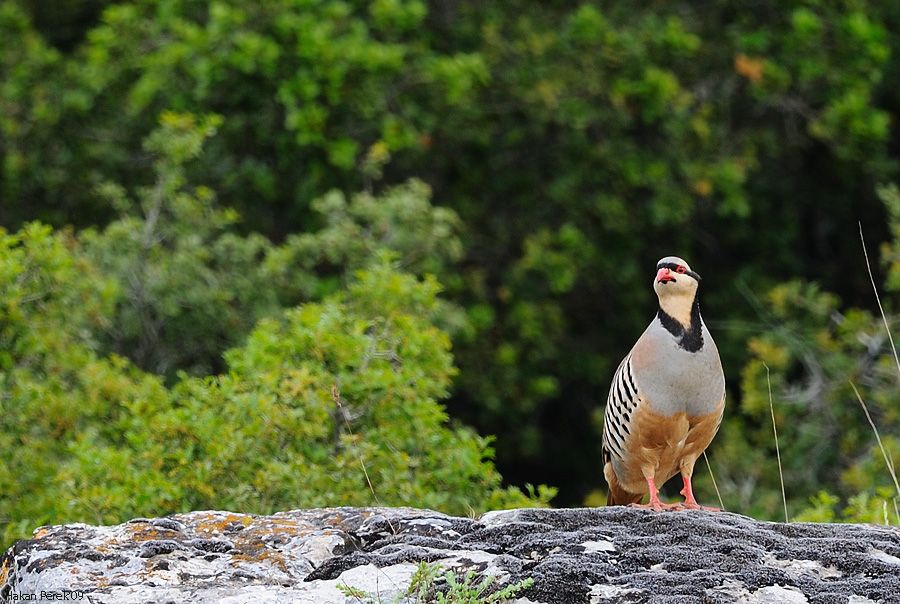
[674, 502, 721, 512]
[628, 501, 682, 512]
[627, 501, 720, 512]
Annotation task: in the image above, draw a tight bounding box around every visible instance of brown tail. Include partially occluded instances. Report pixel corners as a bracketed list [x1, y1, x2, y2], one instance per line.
[606, 485, 643, 506]
[604, 462, 643, 506]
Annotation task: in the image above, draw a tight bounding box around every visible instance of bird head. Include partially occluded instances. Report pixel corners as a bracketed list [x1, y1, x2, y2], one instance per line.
[652, 256, 701, 301]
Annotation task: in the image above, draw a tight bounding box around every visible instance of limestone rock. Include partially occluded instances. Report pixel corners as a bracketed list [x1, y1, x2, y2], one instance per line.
[2, 507, 898, 603]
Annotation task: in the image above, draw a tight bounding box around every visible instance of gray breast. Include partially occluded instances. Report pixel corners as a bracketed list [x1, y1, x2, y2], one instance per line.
[632, 318, 725, 417]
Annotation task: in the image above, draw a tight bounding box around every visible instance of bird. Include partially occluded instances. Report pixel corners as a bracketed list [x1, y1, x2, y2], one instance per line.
[602, 256, 725, 510]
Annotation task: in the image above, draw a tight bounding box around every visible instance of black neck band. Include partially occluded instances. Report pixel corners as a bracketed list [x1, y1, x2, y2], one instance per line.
[657, 297, 703, 352]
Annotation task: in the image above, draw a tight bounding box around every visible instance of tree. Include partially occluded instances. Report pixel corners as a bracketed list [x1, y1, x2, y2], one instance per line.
[80, 112, 465, 380]
[2, 0, 899, 511]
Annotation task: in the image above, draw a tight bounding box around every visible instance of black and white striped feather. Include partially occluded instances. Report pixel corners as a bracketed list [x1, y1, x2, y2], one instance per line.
[601, 353, 641, 466]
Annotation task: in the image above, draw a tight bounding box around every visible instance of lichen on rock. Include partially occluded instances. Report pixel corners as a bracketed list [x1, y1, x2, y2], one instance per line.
[2, 507, 898, 603]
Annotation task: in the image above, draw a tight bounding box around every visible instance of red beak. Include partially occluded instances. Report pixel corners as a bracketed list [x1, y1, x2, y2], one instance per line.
[656, 268, 675, 283]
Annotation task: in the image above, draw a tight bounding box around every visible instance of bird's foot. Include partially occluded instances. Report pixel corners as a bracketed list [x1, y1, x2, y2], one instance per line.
[629, 477, 683, 511]
[628, 501, 682, 512]
[677, 477, 720, 511]
[673, 501, 721, 512]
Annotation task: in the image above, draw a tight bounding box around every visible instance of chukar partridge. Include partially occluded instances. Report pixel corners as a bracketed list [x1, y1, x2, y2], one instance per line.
[602, 256, 725, 509]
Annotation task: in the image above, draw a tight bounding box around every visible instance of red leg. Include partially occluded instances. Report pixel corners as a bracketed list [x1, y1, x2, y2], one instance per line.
[646, 477, 666, 510]
[680, 474, 700, 508]
[629, 476, 679, 511]
[679, 475, 719, 511]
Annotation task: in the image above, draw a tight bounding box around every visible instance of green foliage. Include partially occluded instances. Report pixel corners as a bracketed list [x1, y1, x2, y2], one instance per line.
[265, 178, 465, 310]
[713, 176, 900, 519]
[880, 183, 900, 292]
[0, 222, 550, 549]
[81, 111, 279, 377]
[337, 561, 534, 604]
[68, 262, 545, 520]
[79, 114, 466, 380]
[1, 0, 486, 230]
[0, 114, 553, 549]
[438, 1, 895, 486]
[2, 0, 900, 522]
[711, 278, 899, 519]
[796, 489, 899, 526]
[0, 223, 168, 542]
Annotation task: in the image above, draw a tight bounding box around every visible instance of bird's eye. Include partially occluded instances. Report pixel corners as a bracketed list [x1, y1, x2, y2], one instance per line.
[676, 265, 687, 274]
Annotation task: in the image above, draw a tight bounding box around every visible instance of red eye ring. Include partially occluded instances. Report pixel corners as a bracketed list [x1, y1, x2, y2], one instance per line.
[676, 265, 687, 274]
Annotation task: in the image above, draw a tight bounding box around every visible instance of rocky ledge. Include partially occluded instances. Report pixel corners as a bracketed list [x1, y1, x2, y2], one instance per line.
[1, 507, 898, 603]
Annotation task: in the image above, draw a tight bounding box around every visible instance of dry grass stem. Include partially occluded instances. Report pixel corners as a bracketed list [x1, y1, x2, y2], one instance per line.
[849, 381, 900, 502]
[703, 451, 726, 511]
[764, 363, 788, 523]
[331, 384, 403, 595]
[859, 222, 900, 380]
[332, 384, 381, 506]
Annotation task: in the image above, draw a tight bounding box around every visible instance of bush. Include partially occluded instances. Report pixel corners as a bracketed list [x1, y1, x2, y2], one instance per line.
[0, 232, 551, 550]
[0, 112, 552, 549]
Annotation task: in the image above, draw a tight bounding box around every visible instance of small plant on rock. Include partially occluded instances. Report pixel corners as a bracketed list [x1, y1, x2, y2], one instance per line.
[337, 561, 534, 604]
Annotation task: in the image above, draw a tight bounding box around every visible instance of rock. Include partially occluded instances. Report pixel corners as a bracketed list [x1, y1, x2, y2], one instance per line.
[2, 507, 898, 603]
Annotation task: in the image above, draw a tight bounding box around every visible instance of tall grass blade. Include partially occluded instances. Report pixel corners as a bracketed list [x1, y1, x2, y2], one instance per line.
[332, 384, 380, 505]
[703, 451, 725, 511]
[764, 363, 788, 522]
[332, 382, 403, 598]
[849, 381, 900, 501]
[859, 222, 900, 380]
